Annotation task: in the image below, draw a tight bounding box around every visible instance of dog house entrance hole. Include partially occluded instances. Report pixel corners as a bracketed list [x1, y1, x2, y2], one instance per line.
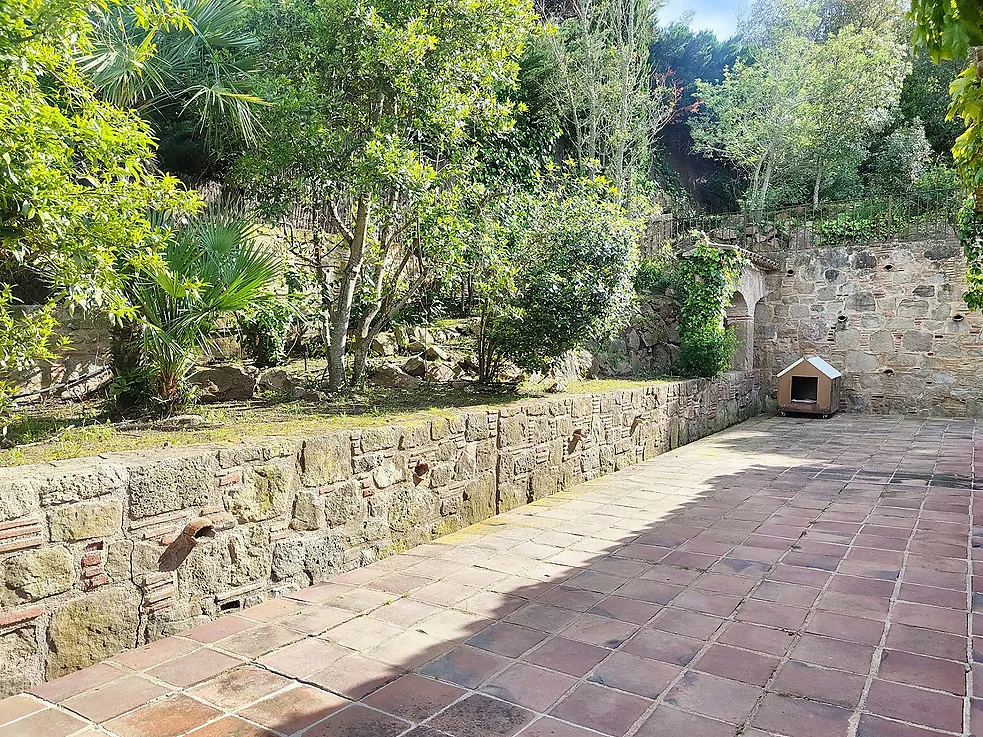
[790, 376, 819, 403]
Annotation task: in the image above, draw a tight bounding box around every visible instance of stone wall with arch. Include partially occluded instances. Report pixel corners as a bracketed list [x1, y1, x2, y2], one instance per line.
[753, 236, 983, 417]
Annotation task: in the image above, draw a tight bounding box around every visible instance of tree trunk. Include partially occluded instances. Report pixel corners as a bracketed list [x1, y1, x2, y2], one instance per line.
[326, 197, 370, 392]
[812, 161, 823, 211]
[109, 319, 144, 410]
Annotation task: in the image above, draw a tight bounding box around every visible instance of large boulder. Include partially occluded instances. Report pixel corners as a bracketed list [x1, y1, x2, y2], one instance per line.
[424, 345, 451, 361]
[371, 333, 398, 357]
[370, 365, 423, 389]
[425, 362, 457, 383]
[188, 365, 259, 402]
[258, 368, 301, 394]
[402, 356, 427, 377]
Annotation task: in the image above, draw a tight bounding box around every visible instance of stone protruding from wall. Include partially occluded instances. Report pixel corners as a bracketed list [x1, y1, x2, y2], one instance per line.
[755, 237, 983, 416]
[0, 373, 763, 695]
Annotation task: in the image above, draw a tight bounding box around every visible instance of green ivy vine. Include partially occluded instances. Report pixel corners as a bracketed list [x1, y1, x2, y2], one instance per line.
[959, 195, 983, 309]
[637, 233, 747, 378]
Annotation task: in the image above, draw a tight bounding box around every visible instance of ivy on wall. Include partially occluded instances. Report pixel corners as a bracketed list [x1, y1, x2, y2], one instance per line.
[959, 195, 983, 309]
[637, 233, 746, 378]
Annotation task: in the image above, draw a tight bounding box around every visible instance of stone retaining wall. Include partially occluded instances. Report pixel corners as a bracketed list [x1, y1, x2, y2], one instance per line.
[754, 237, 983, 416]
[0, 373, 763, 695]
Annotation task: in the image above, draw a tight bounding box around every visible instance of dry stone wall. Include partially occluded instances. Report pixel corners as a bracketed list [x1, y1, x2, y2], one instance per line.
[754, 237, 983, 416]
[0, 373, 763, 695]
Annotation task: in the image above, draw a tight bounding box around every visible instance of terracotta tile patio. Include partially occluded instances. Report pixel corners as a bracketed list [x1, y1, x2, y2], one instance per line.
[1, 413, 980, 737]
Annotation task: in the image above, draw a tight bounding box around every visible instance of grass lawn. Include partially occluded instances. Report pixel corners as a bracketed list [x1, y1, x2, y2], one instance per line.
[2, 377, 667, 467]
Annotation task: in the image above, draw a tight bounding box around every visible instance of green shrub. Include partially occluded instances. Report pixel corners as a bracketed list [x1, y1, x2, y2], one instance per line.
[634, 258, 675, 294]
[676, 326, 739, 378]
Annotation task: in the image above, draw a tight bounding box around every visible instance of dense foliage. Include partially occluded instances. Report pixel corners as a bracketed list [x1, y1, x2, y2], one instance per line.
[238, 0, 538, 391]
[129, 208, 281, 410]
[636, 238, 745, 378]
[690, 0, 911, 210]
[910, 0, 983, 308]
[472, 172, 643, 382]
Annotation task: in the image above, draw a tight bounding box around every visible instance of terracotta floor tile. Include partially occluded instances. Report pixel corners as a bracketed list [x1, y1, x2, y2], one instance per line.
[877, 650, 966, 695]
[752, 693, 852, 737]
[185, 716, 277, 737]
[189, 665, 293, 710]
[468, 622, 548, 658]
[864, 679, 964, 732]
[0, 695, 43, 725]
[417, 645, 510, 689]
[482, 663, 577, 711]
[505, 603, 581, 633]
[182, 615, 256, 643]
[891, 602, 968, 636]
[856, 713, 952, 737]
[29, 662, 122, 703]
[104, 693, 222, 737]
[588, 595, 661, 625]
[427, 694, 534, 737]
[368, 598, 443, 628]
[216, 623, 305, 658]
[650, 607, 723, 639]
[622, 628, 703, 667]
[899, 583, 967, 609]
[635, 705, 736, 737]
[671, 589, 742, 618]
[279, 606, 354, 635]
[613, 579, 684, 605]
[239, 597, 307, 622]
[365, 628, 450, 668]
[536, 586, 607, 612]
[302, 703, 409, 737]
[62, 675, 169, 722]
[323, 617, 404, 652]
[308, 654, 404, 699]
[0, 708, 89, 737]
[523, 636, 609, 677]
[146, 648, 242, 687]
[692, 644, 780, 686]
[521, 717, 602, 736]
[561, 613, 638, 649]
[550, 682, 651, 736]
[663, 671, 762, 724]
[363, 673, 465, 722]
[238, 684, 348, 733]
[258, 637, 350, 679]
[805, 611, 885, 646]
[885, 622, 968, 661]
[771, 661, 866, 708]
[111, 637, 200, 671]
[717, 621, 795, 656]
[589, 651, 680, 699]
[791, 633, 876, 675]
[736, 600, 809, 630]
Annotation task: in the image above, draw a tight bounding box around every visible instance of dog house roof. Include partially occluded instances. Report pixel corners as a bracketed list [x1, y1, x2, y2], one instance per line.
[777, 356, 843, 380]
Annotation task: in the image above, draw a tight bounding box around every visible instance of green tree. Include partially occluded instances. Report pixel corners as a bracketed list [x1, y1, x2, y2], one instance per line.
[81, 0, 266, 180]
[909, 0, 983, 308]
[239, 0, 537, 392]
[799, 23, 909, 207]
[472, 171, 643, 382]
[691, 0, 908, 209]
[0, 0, 194, 410]
[544, 0, 677, 196]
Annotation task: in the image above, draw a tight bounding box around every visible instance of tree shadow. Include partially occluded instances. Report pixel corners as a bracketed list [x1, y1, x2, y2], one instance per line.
[237, 413, 954, 737]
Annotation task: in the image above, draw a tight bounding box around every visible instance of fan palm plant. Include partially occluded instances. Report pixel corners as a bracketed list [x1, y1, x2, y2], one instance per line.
[133, 208, 282, 411]
[80, 0, 265, 154]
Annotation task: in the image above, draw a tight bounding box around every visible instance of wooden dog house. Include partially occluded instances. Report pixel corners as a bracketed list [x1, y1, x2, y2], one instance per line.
[777, 356, 842, 417]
